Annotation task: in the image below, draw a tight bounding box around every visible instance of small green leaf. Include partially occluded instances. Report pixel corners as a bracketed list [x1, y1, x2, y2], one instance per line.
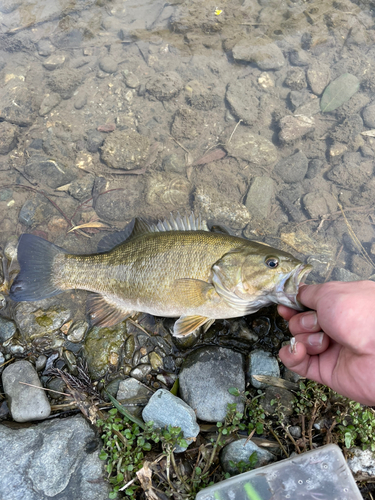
[228, 387, 240, 397]
[105, 391, 145, 429]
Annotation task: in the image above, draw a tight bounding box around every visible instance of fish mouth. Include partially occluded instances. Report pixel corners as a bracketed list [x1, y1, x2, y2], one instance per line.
[275, 263, 313, 310]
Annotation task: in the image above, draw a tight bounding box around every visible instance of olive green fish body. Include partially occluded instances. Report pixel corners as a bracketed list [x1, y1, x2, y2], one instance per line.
[10, 215, 312, 337]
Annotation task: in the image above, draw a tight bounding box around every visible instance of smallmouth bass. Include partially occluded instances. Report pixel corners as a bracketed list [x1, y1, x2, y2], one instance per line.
[10, 214, 312, 337]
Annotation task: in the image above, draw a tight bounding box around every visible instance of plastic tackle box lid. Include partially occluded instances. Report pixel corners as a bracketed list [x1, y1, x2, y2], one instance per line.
[196, 444, 363, 500]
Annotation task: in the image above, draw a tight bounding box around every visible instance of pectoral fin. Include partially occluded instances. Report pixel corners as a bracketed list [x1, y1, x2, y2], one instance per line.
[173, 315, 212, 337]
[174, 278, 220, 307]
[87, 293, 133, 327]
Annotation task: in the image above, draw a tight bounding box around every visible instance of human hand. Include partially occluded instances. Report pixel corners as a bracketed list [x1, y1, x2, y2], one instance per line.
[278, 280, 375, 405]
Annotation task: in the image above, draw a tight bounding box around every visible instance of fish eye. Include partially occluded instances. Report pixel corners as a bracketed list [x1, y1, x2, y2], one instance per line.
[265, 257, 279, 269]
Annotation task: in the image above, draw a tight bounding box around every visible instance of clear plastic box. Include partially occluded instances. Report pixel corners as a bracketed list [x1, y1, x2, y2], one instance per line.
[196, 444, 363, 500]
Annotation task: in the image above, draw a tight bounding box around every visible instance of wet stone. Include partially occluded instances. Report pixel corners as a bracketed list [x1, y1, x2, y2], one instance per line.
[220, 439, 275, 474]
[35, 355, 47, 372]
[94, 177, 145, 221]
[123, 71, 140, 89]
[289, 90, 311, 112]
[2, 360, 51, 422]
[0, 317, 16, 343]
[74, 91, 87, 110]
[43, 54, 66, 71]
[25, 156, 77, 189]
[226, 80, 259, 126]
[306, 159, 324, 179]
[225, 128, 278, 166]
[149, 351, 163, 370]
[171, 107, 203, 140]
[362, 102, 375, 129]
[306, 62, 330, 96]
[279, 115, 314, 142]
[67, 176, 95, 201]
[146, 71, 183, 101]
[0, 122, 17, 154]
[0, 415, 109, 499]
[289, 426, 302, 439]
[248, 350, 280, 389]
[232, 42, 285, 70]
[37, 38, 54, 57]
[327, 153, 372, 190]
[274, 151, 308, 183]
[179, 346, 245, 423]
[48, 68, 82, 99]
[130, 364, 152, 381]
[86, 129, 104, 153]
[330, 114, 363, 143]
[99, 56, 118, 74]
[100, 130, 150, 170]
[46, 377, 67, 399]
[245, 176, 274, 219]
[289, 49, 310, 67]
[84, 323, 127, 380]
[303, 191, 337, 219]
[284, 68, 306, 90]
[18, 197, 50, 227]
[145, 173, 191, 210]
[0, 84, 39, 126]
[67, 320, 88, 343]
[260, 386, 294, 416]
[39, 92, 62, 116]
[142, 389, 200, 453]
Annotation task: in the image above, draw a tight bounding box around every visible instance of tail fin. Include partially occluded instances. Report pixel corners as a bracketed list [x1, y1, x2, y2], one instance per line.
[9, 234, 66, 302]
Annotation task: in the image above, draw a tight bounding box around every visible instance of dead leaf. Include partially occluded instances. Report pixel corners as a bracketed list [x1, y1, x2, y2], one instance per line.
[68, 221, 109, 233]
[136, 462, 160, 500]
[361, 130, 375, 137]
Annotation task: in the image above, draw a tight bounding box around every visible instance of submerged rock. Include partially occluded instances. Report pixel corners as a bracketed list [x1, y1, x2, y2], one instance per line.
[225, 128, 277, 166]
[146, 71, 183, 101]
[142, 388, 199, 452]
[100, 130, 150, 170]
[2, 360, 51, 422]
[232, 42, 285, 70]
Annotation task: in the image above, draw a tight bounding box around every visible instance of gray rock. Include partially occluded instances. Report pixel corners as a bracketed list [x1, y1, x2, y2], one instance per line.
[18, 197, 51, 227]
[94, 177, 145, 221]
[74, 91, 87, 110]
[25, 156, 77, 189]
[331, 267, 361, 282]
[226, 80, 259, 125]
[245, 176, 274, 218]
[306, 159, 324, 179]
[0, 122, 18, 154]
[99, 56, 118, 74]
[123, 71, 140, 88]
[100, 130, 150, 170]
[179, 346, 245, 422]
[67, 321, 88, 343]
[86, 130, 104, 153]
[37, 38, 54, 57]
[171, 107, 203, 140]
[289, 90, 311, 112]
[348, 447, 375, 478]
[2, 360, 51, 422]
[0, 83, 39, 126]
[146, 71, 183, 101]
[289, 425, 302, 438]
[362, 102, 375, 129]
[220, 439, 275, 474]
[274, 151, 308, 183]
[225, 128, 277, 166]
[260, 386, 294, 416]
[248, 349, 280, 388]
[303, 191, 337, 219]
[307, 62, 331, 96]
[289, 49, 310, 67]
[330, 114, 363, 143]
[67, 175, 95, 201]
[142, 388, 199, 452]
[232, 42, 285, 70]
[130, 364, 152, 381]
[35, 355, 47, 372]
[327, 154, 372, 190]
[284, 68, 306, 90]
[279, 115, 315, 142]
[43, 54, 66, 71]
[0, 316, 16, 342]
[117, 377, 152, 404]
[0, 415, 109, 499]
[39, 92, 62, 116]
[48, 68, 82, 99]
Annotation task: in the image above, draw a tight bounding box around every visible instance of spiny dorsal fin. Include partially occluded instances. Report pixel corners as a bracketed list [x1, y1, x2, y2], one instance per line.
[147, 213, 209, 233]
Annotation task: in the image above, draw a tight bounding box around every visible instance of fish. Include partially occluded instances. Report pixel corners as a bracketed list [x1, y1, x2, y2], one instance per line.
[9, 213, 312, 337]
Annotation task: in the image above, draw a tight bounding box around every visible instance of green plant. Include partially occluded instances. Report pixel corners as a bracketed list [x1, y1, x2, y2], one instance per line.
[337, 401, 375, 451]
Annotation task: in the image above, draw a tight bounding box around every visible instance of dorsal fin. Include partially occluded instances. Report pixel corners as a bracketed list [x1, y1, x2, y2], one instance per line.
[149, 212, 209, 233]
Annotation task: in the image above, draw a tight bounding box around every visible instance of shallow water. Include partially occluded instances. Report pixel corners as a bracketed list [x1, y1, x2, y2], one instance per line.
[1, 0, 375, 287]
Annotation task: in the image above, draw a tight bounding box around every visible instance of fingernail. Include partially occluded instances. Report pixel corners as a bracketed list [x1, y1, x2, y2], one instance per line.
[289, 337, 298, 354]
[308, 332, 324, 346]
[301, 311, 317, 330]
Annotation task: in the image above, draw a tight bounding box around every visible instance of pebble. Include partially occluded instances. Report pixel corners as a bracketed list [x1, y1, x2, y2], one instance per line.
[67, 320, 88, 342]
[37, 38, 54, 57]
[123, 70, 140, 88]
[260, 386, 294, 416]
[94, 177, 145, 221]
[274, 150, 308, 183]
[331, 114, 363, 143]
[225, 80, 259, 125]
[39, 92, 62, 116]
[0, 415, 109, 499]
[67, 175, 95, 201]
[25, 156, 77, 189]
[100, 130, 150, 170]
[86, 129, 104, 153]
[289, 49, 310, 66]
[179, 346, 245, 422]
[288, 425, 302, 438]
[42, 54, 66, 71]
[245, 176, 274, 219]
[146, 71, 184, 101]
[0, 83, 38, 126]
[220, 439, 275, 474]
[0, 122, 17, 154]
[35, 355, 47, 372]
[362, 102, 375, 128]
[130, 364, 152, 381]
[306, 62, 331, 95]
[279, 115, 315, 142]
[225, 128, 278, 166]
[98, 56, 118, 74]
[2, 360, 51, 422]
[18, 197, 49, 226]
[248, 349, 280, 389]
[284, 68, 306, 90]
[348, 448, 375, 478]
[149, 351, 163, 370]
[302, 191, 337, 219]
[48, 68, 82, 99]
[0, 317, 16, 342]
[232, 42, 285, 70]
[142, 389, 200, 453]
[74, 91, 87, 110]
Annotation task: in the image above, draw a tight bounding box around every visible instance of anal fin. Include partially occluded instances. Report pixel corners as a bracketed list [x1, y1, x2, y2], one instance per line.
[87, 293, 133, 327]
[173, 315, 212, 338]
